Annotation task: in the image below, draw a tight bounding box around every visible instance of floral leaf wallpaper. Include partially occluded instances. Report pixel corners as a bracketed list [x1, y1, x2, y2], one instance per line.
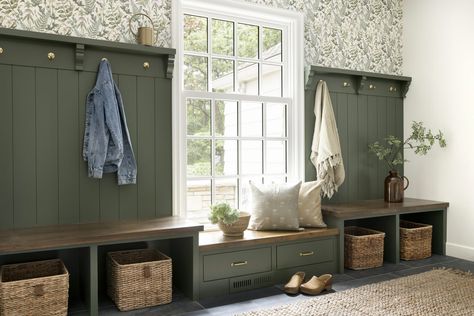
[0, 0, 403, 75]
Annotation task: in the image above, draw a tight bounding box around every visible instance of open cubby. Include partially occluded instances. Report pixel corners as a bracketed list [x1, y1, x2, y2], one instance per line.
[0, 247, 91, 314]
[345, 215, 398, 264]
[322, 198, 449, 273]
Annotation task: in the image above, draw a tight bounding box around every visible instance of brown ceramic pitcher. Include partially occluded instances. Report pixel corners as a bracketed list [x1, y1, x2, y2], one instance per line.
[384, 170, 409, 203]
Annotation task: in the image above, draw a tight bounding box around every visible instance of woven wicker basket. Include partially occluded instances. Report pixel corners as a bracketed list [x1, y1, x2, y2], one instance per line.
[0, 259, 69, 316]
[400, 220, 432, 260]
[344, 226, 385, 270]
[107, 249, 172, 311]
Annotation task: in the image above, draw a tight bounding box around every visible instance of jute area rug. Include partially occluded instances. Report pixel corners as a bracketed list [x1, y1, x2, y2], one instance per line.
[238, 269, 474, 316]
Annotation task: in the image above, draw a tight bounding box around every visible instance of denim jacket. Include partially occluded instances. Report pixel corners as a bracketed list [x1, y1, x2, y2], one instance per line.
[82, 60, 137, 185]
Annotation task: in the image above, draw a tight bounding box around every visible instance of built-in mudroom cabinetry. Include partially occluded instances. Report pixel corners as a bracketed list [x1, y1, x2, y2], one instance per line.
[304, 66, 412, 203]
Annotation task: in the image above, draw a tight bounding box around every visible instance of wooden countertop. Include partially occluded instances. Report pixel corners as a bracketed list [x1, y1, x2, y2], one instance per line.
[199, 228, 339, 252]
[0, 217, 203, 255]
[322, 198, 449, 220]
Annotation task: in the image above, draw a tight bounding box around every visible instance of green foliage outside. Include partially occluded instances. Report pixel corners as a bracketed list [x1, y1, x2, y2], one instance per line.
[369, 121, 447, 171]
[208, 202, 239, 225]
[184, 15, 282, 177]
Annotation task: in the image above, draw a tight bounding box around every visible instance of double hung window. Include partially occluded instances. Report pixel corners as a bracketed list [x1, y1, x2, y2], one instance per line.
[176, 1, 303, 223]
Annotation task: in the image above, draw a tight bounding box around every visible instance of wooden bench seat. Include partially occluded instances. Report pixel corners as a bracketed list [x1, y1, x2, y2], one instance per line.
[199, 227, 339, 252]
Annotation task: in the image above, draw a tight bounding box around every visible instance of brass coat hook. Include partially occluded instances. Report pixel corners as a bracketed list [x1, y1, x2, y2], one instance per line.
[0, 47, 3, 54]
[47, 52, 55, 61]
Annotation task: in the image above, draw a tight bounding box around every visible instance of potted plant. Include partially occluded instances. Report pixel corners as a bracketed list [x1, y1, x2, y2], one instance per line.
[209, 203, 250, 237]
[369, 121, 447, 203]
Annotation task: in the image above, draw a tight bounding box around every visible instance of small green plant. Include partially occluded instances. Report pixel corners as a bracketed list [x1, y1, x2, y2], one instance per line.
[208, 202, 239, 225]
[369, 121, 447, 171]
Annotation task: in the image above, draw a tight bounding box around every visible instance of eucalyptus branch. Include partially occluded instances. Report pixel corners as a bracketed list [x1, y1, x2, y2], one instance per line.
[368, 121, 446, 172]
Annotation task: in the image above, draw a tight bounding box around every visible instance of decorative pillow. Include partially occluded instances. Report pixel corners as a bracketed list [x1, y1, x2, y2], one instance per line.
[248, 181, 302, 231]
[298, 181, 327, 228]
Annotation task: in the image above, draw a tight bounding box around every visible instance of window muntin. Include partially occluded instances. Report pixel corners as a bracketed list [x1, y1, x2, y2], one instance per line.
[182, 12, 290, 223]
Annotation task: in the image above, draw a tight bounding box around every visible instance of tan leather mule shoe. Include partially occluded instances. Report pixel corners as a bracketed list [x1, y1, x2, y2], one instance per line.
[284, 271, 305, 294]
[318, 274, 333, 290]
[300, 274, 333, 295]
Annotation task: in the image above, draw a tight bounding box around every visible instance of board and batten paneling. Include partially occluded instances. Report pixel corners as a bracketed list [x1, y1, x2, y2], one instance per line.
[304, 66, 411, 203]
[0, 28, 175, 229]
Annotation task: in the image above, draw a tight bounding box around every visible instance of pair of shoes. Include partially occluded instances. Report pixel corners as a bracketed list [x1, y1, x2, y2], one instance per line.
[283, 272, 333, 295]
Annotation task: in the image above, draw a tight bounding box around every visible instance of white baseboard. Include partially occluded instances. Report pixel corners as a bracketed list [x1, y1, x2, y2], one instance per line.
[446, 242, 474, 261]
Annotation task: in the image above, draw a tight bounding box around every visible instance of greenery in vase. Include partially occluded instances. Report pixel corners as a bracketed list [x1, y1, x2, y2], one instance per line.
[368, 121, 447, 171]
[209, 202, 239, 225]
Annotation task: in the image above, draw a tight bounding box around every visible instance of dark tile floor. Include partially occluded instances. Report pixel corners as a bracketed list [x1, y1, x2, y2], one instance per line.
[83, 255, 473, 316]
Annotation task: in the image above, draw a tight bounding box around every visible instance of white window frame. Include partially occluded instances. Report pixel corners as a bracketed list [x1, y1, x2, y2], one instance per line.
[172, 0, 305, 217]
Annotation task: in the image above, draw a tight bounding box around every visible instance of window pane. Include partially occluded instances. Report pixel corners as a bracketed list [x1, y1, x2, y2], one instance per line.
[187, 179, 211, 223]
[266, 103, 286, 137]
[215, 178, 238, 208]
[212, 19, 234, 56]
[187, 139, 211, 176]
[264, 176, 286, 184]
[187, 99, 211, 136]
[263, 27, 282, 61]
[215, 100, 237, 137]
[184, 55, 208, 91]
[266, 140, 286, 174]
[261, 64, 282, 96]
[215, 140, 238, 176]
[241, 101, 262, 137]
[237, 62, 259, 95]
[238, 23, 258, 58]
[184, 15, 208, 53]
[212, 58, 234, 93]
[240, 176, 262, 211]
[241, 140, 262, 174]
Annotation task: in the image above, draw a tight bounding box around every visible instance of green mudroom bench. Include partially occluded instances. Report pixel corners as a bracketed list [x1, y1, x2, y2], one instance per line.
[198, 228, 339, 299]
[0, 217, 203, 316]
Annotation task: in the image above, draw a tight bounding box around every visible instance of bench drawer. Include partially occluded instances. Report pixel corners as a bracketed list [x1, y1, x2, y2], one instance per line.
[277, 239, 334, 269]
[203, 247, 271, 281]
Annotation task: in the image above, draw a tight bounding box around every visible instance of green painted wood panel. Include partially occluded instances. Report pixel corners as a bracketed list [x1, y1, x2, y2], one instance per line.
[0, 32, 174, 230]
[305, 73, 405, 203]
[367, 96, 379, 199]
[0, 65, 13, 229]
[155, 78, 173, 217]
[376, 96, 388, 198]
[357, 95, 368, 199]
[347, 94, 358, 201]
[78, 71, 100, 223]
[12, 66, 36, 227]
[118, 75, 138, 220]
[58, 70, 80, 224]
[137, 76, 156, 219]
[36, 68, 59, 225]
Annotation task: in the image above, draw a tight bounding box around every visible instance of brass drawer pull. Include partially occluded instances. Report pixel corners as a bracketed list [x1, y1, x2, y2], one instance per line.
[231, 260, 248, 267]
[299, 251, 314, 257]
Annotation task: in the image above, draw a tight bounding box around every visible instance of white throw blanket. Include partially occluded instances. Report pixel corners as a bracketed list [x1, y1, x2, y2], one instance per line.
[310, 80, 345, 198]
